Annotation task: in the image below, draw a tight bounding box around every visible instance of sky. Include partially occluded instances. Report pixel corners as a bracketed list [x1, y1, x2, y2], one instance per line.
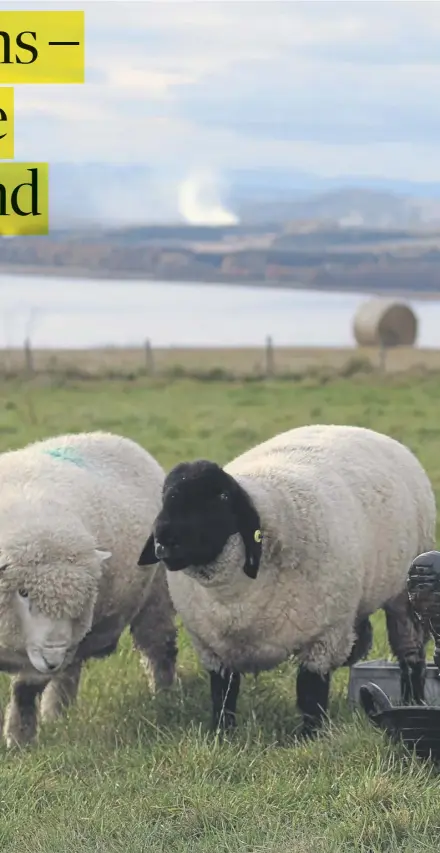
[4, 1, 440, 187]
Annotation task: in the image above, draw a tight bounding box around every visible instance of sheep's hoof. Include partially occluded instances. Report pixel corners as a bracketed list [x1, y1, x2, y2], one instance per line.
[5, 730, 35, 750]
[4, 710, 37, 749]
[40, 703, 63, 724]
[151, 665, 176, 691]
[296, 722, 320, 742]
[140, 657, 176, 694]
[212, 712, 237, 736]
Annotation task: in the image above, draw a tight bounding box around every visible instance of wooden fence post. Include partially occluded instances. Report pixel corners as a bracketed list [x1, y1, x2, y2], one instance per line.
[24, 337, 34, 377]
[378, 343, 387, 374]
[264, 335, 274, 378]
[144, 339, 155, 376]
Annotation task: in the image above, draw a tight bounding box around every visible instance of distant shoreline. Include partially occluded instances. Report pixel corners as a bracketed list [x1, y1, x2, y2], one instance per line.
[0, 263, 439, 301]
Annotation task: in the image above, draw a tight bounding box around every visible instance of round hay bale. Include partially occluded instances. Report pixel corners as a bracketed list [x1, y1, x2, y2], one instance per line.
[353, 297, 418, 347]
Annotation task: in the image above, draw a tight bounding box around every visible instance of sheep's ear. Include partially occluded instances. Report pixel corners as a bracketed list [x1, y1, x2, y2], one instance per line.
[138, 533, 159, 566]
[230, 479, 262, 579]
[95, 549, 112, 562]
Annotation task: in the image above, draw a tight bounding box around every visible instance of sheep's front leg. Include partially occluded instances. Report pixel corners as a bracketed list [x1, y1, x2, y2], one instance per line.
[296, 665, 330, 739]
[40, 662, 82, 723]
[4, 676, 48, 748]
[130, 568, 177, 692]
[210, 669, 241, 731]
[297, 621, 355, 738]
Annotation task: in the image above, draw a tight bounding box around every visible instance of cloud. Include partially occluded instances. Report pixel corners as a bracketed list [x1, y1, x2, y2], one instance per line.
[4, 0, 440, 184]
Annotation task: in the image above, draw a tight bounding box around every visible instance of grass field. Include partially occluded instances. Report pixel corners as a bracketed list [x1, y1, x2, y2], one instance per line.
[1, 373, 440, 852]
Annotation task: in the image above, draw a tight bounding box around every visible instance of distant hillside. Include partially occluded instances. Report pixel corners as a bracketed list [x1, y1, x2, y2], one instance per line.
[4, 164, 440, 296]
[236, 188, 440, 228]
[47, 163, 440, 230]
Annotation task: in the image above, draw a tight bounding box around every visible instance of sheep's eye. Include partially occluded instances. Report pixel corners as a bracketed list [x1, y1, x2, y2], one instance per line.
[18, 588, 28, 599]
[219, 492, 229, 501]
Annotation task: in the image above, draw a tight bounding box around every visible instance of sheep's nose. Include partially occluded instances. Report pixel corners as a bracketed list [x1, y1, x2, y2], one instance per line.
[42, 647, 66, 671]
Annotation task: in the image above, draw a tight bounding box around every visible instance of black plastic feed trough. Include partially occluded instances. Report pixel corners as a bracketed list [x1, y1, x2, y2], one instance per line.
[360, 682, 440, 761]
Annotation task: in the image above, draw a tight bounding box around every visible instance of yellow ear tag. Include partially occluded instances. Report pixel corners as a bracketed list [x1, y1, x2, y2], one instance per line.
[254, 529, 262, 543]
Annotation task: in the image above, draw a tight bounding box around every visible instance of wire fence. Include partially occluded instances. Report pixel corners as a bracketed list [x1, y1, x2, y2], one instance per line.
[1, 337, 439, 383]
[0, 308, 439, 381]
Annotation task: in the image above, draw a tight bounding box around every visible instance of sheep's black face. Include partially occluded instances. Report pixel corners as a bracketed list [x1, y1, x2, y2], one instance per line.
[153, 462, 238, 570]
[138, 460, 263, 579]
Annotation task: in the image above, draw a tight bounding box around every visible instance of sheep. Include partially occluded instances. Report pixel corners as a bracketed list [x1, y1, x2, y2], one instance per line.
[138, 424, 435, 739]
[0, 431, 177, 747]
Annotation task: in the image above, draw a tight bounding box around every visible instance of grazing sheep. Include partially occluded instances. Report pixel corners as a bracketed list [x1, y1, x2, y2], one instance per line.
[138, 424, 435, 738]
[0, 431, 177, 747]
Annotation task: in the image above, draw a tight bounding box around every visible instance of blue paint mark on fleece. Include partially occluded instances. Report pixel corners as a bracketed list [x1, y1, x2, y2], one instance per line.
[43, 446, 87, 468]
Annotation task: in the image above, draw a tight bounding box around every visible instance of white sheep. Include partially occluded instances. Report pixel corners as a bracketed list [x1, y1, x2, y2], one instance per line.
[0, 431, 176, 747]
[138, 424, 435, 738]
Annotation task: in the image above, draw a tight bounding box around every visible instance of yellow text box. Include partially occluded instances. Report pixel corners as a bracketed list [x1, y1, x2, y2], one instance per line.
[0, 87, 13, 158]
[0, 12, 84, 83]
[0, 163, 48, 235]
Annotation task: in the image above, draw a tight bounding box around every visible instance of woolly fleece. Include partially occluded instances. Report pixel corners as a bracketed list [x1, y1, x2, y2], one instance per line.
[0, 430, 168, 674]
[166, 424, 436, 675]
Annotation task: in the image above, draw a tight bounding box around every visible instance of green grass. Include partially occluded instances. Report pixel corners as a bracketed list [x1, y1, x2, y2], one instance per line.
[1, 374, 440, 852]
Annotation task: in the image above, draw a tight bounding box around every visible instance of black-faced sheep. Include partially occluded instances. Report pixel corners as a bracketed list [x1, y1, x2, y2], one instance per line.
[138, 424, 435, 738]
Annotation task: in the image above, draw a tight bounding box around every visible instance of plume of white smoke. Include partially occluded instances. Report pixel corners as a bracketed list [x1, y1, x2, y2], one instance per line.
[178, 170, 239, 225]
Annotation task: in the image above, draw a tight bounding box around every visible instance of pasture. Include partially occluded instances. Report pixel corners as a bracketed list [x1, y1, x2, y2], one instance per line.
[0, 370, 440, 852]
